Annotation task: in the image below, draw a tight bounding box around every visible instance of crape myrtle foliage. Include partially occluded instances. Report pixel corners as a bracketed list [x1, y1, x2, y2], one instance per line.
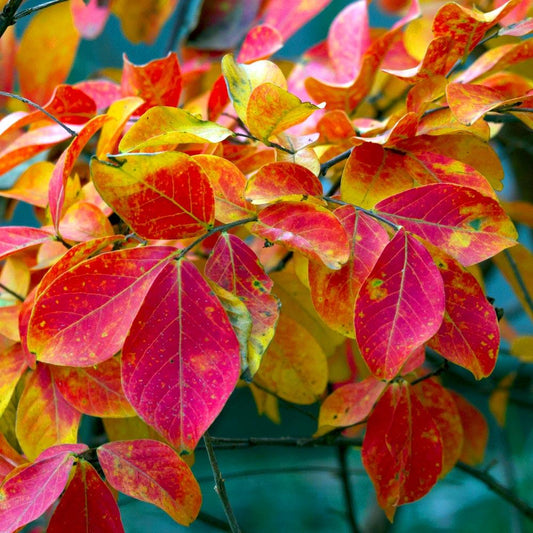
[0, 0, 532, 530]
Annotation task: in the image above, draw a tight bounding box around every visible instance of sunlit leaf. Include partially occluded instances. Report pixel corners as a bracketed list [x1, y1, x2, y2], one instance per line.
[0, 161, 54, 208]
[0, 446, 84, 532]
[47, 460, 124, 533]
[0, 344, 27, 418]
[16, 2, 80, 104]
[354, 229, 445, 380]
[238, 24, 283, 61]
[51, 356, 136, 418]
[28, 246, 175, 366]
[119, 106, 233, 153]
[15, 364, 81, 460]
[92, 152, 215, 239]
[0, 226, 52, 262]
[122, 261, 240, 452]
[375, 184, 517, 266]
[205, 233, 280, 377]
[362, 381, 443, 521]
[309, 207, 390, 337]
[98, 439, 201, 525]
[55, 201, 115, 242]
[510, 335, 533, 362]
[251, 201, 350, 269]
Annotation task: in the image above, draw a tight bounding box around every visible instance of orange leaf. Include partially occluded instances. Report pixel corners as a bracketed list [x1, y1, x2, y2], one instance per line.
[16, 2, 80, 104]
[0, 344, 28, 418]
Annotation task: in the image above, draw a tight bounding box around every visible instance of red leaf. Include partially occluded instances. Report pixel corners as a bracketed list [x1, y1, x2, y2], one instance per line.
[362, 382, 443, 520]
[205, 233, 280, 377]
[121, 53, 181, 116]
[91, 152, 215, 239]
[251, 202, 350, 269]
[309, 207, 389, 337]
[122, 261, 240, 452]
[47, 460, 124, 533]
[97, 440, 201, 525]
[0, 447, 81, 532]
[246, 162, 323, 204]
[318, 377, 387, 429]
[0, 434, 26, 481]
[238, 24, 284, 61]
[354, 229, 445, 380]
[28, 246, 175, 367]
[51, 356, 136, 418]
[428, 246, 499, 379]
[0, 227, 52, 262]
[49, 115, 110, 231]
[375, 184, 517, 266]
[75, 80, 122, 111]
[15, 364, 82, 460]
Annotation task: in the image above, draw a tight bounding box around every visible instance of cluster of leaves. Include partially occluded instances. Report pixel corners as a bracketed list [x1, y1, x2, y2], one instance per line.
[0, 0, 532, 530]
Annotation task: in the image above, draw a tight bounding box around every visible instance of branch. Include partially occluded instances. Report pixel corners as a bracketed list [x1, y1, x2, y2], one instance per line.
[0, 0, 23, 39]
[0, 282, 25, 302]
[12, 0, 68, 21]
[456, 461, 533, 521]
[319, 147, 352, 178]
[503, 249, 533, 317]
[203, 431, 242, 533]
[338, 445, 360, 533]
[0, 91, 78, 137]
[325, 197, 401, 231]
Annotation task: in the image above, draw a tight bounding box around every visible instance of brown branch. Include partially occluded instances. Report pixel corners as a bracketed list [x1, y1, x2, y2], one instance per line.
[0, 282, 25, 302]
[12, 0, 68, 21]
[0, 0, 23, 38]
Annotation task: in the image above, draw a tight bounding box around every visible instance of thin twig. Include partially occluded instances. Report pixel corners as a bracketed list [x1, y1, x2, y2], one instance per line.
[0, 91, 78, 137]
[337, 445, 360, 533]
[0, 282, 25, 302]
[267, 251, 293, 273]
[456, 461, 533, 521]
[197, 511, 232, 532]
[203, 431, 242, 533]
[319, 148, 352, 178]
[504, 249, 533, 317]
[325, 197, 400, 231]
[13, 0, 68, 21]
[410, 360, 449, 386]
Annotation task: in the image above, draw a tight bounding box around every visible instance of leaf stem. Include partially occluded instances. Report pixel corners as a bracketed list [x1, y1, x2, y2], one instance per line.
[203, 431, 242, 533]
[503, 249, 533, 317]
[325, 197, 401, 231]
[319, 147, 352, 178]
[337, 445, 360, 533]
[12, 0, 68, 21]
[0, 91, 78, 137]
[0, 282, 25, 302]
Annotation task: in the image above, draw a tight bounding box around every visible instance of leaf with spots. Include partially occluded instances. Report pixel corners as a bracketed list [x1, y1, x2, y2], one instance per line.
[205, 233, 280, 378]
[354, 229, 445, 380]
[15, 364, 81, 461]
[251, 201, 350, 270]
[121, 261, 240, 452]
[0, 445, 84, 532]
[91, 152, 215, 239]
[47, 460, 124, 533]
[28, 246, 175, 367]
[362, 381, 443, 521]
[375, 184, 517, 266]
[428, 245, 500, 379]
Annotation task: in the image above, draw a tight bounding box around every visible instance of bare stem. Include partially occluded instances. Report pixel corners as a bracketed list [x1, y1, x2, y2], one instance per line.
[338, 445, 360, 533]
[320, 147, 352, 178]
[0, 282, 25, 302]
[504, 249, 533, 317]
[203, 431, 242, 533]
[0, 91, 77, 137]
[13, 0, 68, 21]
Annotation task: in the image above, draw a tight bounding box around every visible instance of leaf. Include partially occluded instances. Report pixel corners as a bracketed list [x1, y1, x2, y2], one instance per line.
[245, 162, 323, 205]
[51, 356, 136, 418]
[91, 153, 215, 239]
[318, 377, 386, 429]
[15, 364, 81, 461]
[246, 83, 320, 143]
[375, 184, 517, 266]
[413, 379, 463, 477]
[49, 115, 111, 232]
[489, 373, 516, 427]
[121, 53, 181, 114]
[205, 233, 280, 377]
[428, 246, 500, 379]
[118, 106, 233, 153]
[238, 24, 284, 61]
[493, 245, 533, 321]
[510, 335, 533, 362]
[0, 161, 54, 208]
[103, 417, 166, 444]
[309, 207, 390, 337]
[97, 440, 201, 525]
[354, 229, 445, 380]
[122, 261, 240, 452]
[15, 2, 80, 104]
[221, 54, 287, 125]
[449, 391, 488, 465]
[70, 0, 110, 39]
[254, 313, 328, 404]
[193, 154, 256, 223]
[0, 226, 52, 261]
[55, 201, 115, 242]
[0, 434, 26, 481]
[0, 344, 28, 418]
[47, 460, 124, 533]
[0, 447, 82, 532]
[251, 202, 350, 269]
[111, 0, 179, 43]
[362, 381, 443, 521]
[28, 246, 175, 367]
